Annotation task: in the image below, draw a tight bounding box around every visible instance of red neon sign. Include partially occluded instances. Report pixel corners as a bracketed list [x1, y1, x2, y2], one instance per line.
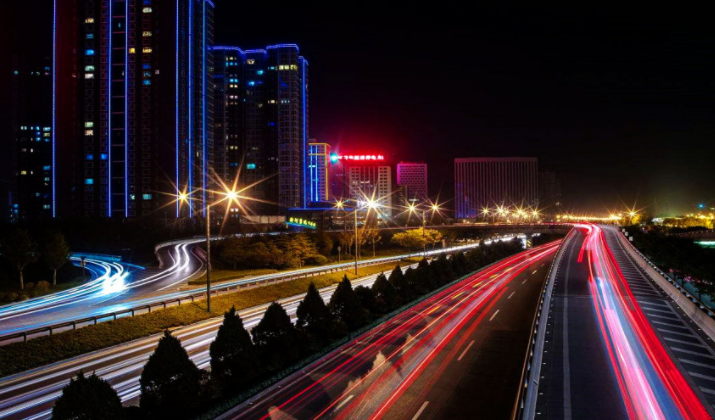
[337, 154, 385, 161]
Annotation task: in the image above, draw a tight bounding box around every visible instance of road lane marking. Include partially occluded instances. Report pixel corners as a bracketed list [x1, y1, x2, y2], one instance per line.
[412, 401, 429, 420]
[458, 340, 475, 361]
[508, 291, 516, 299]
[426, 305, 440, 315]
[522, 279, 528, 284]
[489, 310, 500, 321]
[688, 372, 715, 382]
[562, 236, 579, 420]
[335, 395, 354, 410]
[532, 270, 537, 275]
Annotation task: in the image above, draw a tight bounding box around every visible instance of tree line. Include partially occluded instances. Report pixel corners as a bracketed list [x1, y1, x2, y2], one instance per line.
[627, 226, 715, 300]
[0, 229, 70, 291]
[52, 239, 524, 419]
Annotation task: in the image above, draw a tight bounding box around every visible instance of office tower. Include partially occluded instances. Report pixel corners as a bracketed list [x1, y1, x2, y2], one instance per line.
[54, 0, 214, 218]
[454, 157, 538, 219]
[211, 44, 309, 215]
[308, 142, 330, 202]
[396, 162, 428, 202]
[10, 54, 53, 221]
[343, 154, 392, 218]
[539, 171, 562, 209]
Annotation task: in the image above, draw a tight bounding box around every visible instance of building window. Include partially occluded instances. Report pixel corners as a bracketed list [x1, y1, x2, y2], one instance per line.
[85, 73, 94, 79]
[86, 49, 95, 56]
[85, 178, 94, 185]
[85, 122, 94, 128]
[142, 31, 152, 37]
[142, 193, 152, 200]
[129, 48, 136, 54]
[85, 65, 95, 71]
[143, 7, 152, 13]
[85, 18, 94, 23]
[142, 47, 152, 53]
[247, 163, 256, 169]
[85, 129, 94, 136]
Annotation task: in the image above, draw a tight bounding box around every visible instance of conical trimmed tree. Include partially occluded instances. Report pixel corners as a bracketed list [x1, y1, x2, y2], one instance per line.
[328, 275, 370, 330]
[140, 330, 201, 417]
[53, 371, 124, 420]
[414, 258, 432, 293]
[388, 265, 411, 299]
[355, 285, 377, 314]
[210, 306, 261, 391]
[296, 282, 333, 343]
[252, 302, 301, 371]
[372, 272, 398, 313]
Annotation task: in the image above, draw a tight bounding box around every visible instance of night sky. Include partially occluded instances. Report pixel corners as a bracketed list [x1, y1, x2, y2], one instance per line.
[3, 3, 714, 215]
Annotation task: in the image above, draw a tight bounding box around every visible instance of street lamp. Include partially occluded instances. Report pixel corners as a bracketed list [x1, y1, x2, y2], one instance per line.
[179, 187, 240, 313]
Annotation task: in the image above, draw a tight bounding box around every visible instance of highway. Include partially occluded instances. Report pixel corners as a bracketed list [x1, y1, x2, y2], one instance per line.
[0, 258, 443, 419]
[0, 238, 495, 343]
[533, 224, 714, 420]
[217, 242, 560, 420]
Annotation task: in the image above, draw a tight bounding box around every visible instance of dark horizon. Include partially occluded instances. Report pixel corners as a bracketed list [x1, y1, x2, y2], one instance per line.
[3, 2, 714, 216]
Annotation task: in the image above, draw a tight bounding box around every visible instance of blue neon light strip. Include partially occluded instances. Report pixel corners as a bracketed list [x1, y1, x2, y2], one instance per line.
[302, 58, 308, 208]
[202, 0, 206, 216]
[267, 44, 299, 50]
[175, 0, 180, 217]
[124, 0, 129, 217]
[211, 46, 245, 54]
[188, 0, 193, 217]
[52, 0, 57, 217]
[107, 0, 112, 217]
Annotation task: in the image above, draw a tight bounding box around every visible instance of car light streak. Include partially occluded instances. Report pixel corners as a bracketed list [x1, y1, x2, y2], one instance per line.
[576, 223, 710, 420]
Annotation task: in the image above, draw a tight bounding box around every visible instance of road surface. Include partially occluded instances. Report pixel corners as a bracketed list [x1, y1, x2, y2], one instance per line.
[217, 242, 560, 420]
[534, 224, 714, 420]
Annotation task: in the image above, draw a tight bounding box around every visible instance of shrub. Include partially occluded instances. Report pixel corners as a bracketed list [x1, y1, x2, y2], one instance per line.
[252, 302, 302, 372]
[210, 306, 261, 392]
[34, 281, 51, 296]
[3, 293, 18, 302]
[304, 255, 328, 266]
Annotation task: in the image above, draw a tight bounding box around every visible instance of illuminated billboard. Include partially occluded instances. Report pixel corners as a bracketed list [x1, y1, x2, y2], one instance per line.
[330, 153, 385, 163]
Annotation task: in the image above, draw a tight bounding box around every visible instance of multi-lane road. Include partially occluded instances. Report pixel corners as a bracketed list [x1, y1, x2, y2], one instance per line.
[0, 240, 552, 420]
[217, 242, 560, 420]
[532, 224, 715, 420]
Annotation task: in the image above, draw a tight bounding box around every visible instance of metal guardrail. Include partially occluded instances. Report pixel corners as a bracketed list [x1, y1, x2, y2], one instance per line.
[511, 231, 573, 420]
[0, 255, 404, 345]
[617, 228, 714, 317]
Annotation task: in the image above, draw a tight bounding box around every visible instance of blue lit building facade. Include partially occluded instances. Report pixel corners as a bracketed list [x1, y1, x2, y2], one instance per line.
[211, 44, 309, 215]
[53, 0, 214, 218]
[308, 142, 330, 202]
[10, 54, 53, 221]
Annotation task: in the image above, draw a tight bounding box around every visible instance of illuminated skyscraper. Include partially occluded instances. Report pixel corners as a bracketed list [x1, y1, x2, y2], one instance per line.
[53, 0, 214, 218]
[211, 44, 309, 215]
[308, 142, 330, 202]
[454, 157, 538, 218]
[10, 54, 53, 221]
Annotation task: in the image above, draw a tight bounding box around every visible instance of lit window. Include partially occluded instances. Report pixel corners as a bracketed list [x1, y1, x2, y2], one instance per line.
[247, 163, 256, 169]
[86, 49, 95, 56]
[248, 81, 255, 86]
[85, 18, 94, 23]
[100, 153, 108, 160]
[43, 205, 51, 209]
[85, 65, 95, 71]
[43, 127, 51, 131]
[290, 64, 298, 70]
[143, 80, 151, 85]
[85, 122, 94, 128]
[257, 70, 264, 75]
[86, 34, 94, 39]
[43, 165, 51, 170]
[142, 47, 152, 53]
[85, 178, 94, 185]
[85, 73, 94, 79]
[142, 31, 152, 37]
[142, 63, 151, 69]
[85, 129, 94, 136]
[142, 193, 152, 200]
[20, 171, 27, 175]
[247, 59, 255, 65]
[86, 154, 94, 160]
[143, 7, 152, 13]
[129, 48, 136, 54]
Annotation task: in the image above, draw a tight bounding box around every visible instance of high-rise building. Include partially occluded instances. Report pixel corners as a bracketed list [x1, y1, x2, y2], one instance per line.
[338, 153, 392, 218]
[396, 162, 428, 202]
[308, 142, 330, 202]
[10, 54, 53, 221]
[211, 44, 309, 215]
[454, 157, 538, 219]
[53, 0, 214, 218]
[539, 171, 562, 210]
